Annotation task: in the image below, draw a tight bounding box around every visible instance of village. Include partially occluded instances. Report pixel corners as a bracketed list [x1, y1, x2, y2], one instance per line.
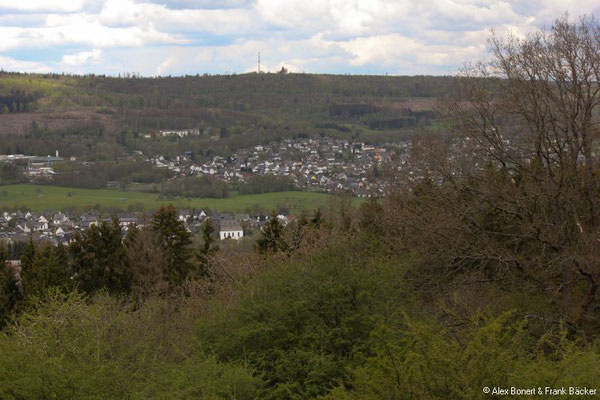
[11, 135, 410, 197]
[0, 208, 291, 245]
[151, 136, 410, 197]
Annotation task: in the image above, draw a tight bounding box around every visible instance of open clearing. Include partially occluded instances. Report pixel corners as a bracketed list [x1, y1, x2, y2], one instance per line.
[0, 184, 343, 213]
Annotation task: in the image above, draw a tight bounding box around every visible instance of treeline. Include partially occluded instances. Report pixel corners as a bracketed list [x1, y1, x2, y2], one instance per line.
[51, 161, 172, 189]
[237, 175, 295, 195]
[0, 163, 24, 185]
[156, 174, 296, 199]
[159, 175, 229, 198]
[1, 70, 452, 116]
[0, 90, 37, 113]
[0, 71, 447, 163]
[0, 205, 212, 325]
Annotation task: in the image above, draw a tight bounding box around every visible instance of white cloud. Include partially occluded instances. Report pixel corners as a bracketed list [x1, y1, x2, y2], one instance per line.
[0, 0, 88, 12]
[0, 0, 598, 75]
[61, 49, 102, 66]
[0, 15, 183, 52]
[98, 0, 257, 35]
[0, 55, 50, 73]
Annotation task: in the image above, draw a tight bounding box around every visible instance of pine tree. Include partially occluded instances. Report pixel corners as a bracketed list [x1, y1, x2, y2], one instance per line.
[256, 211, 289, 254]
[0, 242, 21, 327]
[18, 237, 36, 298]
[196, 219, 219, 278]
[70, 217, 131, 294]
[152, 205, 193, 286]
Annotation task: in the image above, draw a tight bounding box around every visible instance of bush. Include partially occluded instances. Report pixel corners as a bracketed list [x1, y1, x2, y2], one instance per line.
[198, 236, 413, 399]
[0, 290, 260, 399]
[327, 315, 600, 399]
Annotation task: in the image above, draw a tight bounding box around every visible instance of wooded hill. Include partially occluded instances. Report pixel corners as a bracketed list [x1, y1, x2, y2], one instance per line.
[0, 72, 449, 159]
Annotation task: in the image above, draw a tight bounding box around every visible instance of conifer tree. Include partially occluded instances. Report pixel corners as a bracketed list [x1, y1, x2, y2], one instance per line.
[0, 242, 20, 327]
[18, 237, 36, 298]
[256, 211, 289, 254]
[152, 205, 193, 285]
[70, 217, 131, 294]
[196, 219, 219, 278]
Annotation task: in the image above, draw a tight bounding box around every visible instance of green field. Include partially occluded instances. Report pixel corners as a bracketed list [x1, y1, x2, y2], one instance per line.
[0, 184, 343, 214]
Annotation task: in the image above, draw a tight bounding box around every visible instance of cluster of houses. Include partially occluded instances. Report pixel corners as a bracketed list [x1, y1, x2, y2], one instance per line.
[151, 138, 410, 197]
[0, 209, 292, 245]
[0, 210, 140, 245]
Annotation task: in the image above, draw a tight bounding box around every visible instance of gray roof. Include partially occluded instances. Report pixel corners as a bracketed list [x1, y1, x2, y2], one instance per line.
[219, 219, 242, 232]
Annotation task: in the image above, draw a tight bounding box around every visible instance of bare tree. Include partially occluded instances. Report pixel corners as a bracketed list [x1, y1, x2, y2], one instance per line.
[388, 15, 600, 331]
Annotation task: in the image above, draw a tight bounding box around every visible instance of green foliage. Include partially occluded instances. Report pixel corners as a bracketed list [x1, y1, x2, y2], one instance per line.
[20, 241, 71, 299]
[327, 315, 600, 399]
[52, 161, 172, 189]
[196, 220, 219, 278]
[199, 236, 411, 399]
[152, 205, 194, 286]
[70, 218, 131, 294]
[0, 289, 260, 399]
[0, 163, 24, 185]
[0, 244, 20, 327]
[255, 211, 289, 254]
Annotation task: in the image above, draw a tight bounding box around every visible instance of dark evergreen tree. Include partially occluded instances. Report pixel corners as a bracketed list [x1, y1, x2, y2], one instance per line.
[0, 243, 21, 327]
[70, 217, 131, 294]
[196, 220, 219, 278]
[311, 209, 323, 228]
[152, 205, 193, 286]
[256, 211, 289, 254]
[18, 237, 36, 298]
[22, 243, 71, 298]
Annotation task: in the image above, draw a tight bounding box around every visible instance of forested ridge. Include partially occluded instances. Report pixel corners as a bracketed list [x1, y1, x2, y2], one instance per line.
[1, 16, 600, 399]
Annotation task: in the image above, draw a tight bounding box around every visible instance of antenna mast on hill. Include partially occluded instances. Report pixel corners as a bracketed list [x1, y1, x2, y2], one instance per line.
[258, 52, 261, 74]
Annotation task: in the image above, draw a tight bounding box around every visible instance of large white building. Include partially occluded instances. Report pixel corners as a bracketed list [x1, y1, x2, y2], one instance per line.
[219, 219, 244, 240]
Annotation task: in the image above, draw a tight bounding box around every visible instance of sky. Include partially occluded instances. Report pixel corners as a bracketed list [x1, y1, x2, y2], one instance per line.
[0, 0, 598, 76]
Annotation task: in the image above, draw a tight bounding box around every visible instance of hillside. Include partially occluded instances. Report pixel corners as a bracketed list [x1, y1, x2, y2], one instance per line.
[0, 72, 448, 160]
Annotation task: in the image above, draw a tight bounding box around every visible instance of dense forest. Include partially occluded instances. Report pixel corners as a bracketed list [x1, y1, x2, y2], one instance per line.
[1, 16, 600, 399]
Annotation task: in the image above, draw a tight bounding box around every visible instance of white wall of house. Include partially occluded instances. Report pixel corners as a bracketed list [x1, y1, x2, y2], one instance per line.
[219, 230, 243, 240]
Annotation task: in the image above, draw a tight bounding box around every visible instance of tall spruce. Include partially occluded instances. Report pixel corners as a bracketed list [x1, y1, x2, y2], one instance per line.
[196, 219, 219, 278]
[0, 242, 20, 327]
[256, 211, 289, 254]
[70, 217, 131, 294]
[152, 205, 193, 285]
[21, 243, 72, 299]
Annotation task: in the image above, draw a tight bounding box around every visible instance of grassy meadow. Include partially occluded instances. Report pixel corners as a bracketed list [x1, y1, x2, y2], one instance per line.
[0, 184, 341, 213]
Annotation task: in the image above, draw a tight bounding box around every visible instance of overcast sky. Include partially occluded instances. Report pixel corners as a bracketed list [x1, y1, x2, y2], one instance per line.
[0, 0, 598, 76]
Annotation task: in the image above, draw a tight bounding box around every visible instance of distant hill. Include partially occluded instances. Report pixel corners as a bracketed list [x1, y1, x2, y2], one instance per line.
[0, 71, 454, 159]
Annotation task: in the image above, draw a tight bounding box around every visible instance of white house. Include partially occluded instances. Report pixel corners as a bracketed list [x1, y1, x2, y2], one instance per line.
[37, 216, 49, 230]
[53, 213, 68, 225]
[219, 219, 244, 240]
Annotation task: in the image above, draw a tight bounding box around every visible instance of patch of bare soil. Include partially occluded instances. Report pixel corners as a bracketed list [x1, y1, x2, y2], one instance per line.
[0, 110, 119, 135]
[389, 99, 437, 111]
